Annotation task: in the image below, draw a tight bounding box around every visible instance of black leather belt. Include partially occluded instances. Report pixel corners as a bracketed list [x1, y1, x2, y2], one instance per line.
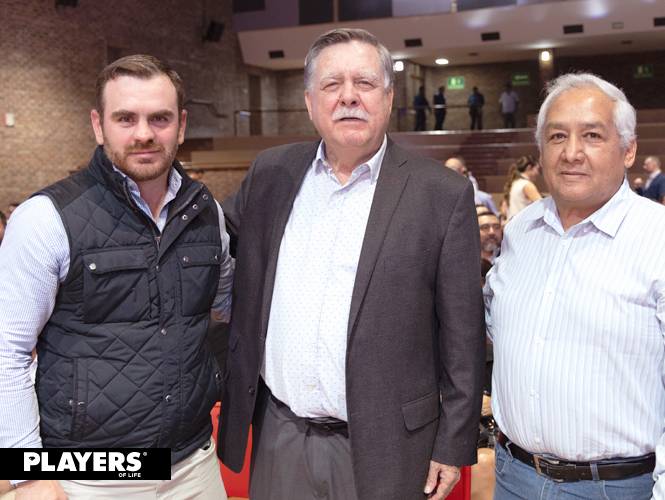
[498, 432, 655, 482]
[270, 394, 348, 432]
[305, 417, 348, 432]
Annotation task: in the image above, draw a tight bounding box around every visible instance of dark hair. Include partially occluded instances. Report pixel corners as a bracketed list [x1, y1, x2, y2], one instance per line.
[304, 29, 394, 93]
[0, 211, 6, 227]
[503, 155, 537, 207]
[192, 168, 204, 174]
[95, 55, 185, 123]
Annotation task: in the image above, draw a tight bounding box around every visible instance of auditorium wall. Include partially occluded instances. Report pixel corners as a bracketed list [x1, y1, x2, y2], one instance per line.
[0, 0, 266, 208]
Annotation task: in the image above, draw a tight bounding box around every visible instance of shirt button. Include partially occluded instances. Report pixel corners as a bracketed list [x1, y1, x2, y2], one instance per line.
[530, 390, 536, 396]
[165, 395, 172, 403]
[535, 437, 541, 444]
[562, 240, 569, 246]
[335, 192, 340, 197]
[307, 385, 314, 391]
[536, 337, 542, 344]
[584, 227, 590, 233]
[161, 328, 167, 335]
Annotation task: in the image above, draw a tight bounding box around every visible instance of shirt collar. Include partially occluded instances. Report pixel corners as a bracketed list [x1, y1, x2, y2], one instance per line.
[314, 135, 388, 185]
[112, 165, 182, 213]
[524, 178, 633, 238]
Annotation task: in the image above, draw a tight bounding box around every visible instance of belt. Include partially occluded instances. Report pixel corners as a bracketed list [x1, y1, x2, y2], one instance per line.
[305, 417, 348, 432]
[498, 432, 655, 482]
[270, 394, 348, 432]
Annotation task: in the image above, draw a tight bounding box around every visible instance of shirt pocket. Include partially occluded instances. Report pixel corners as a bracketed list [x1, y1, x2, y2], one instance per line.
[81, 247, 151, 324]
[176, 244, 222, 317]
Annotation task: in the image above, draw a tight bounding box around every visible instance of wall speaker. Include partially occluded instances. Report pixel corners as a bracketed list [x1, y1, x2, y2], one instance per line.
[55, 0, 77, 8]
[205, 21, 225, 42]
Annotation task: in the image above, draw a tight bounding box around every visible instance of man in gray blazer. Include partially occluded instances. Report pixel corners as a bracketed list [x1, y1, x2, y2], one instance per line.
[218, 28, 485, 500]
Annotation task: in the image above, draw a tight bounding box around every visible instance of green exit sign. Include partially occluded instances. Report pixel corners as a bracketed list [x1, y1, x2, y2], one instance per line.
[512, 73, 530, 86]
[633, 64, 654, 79]
[447, 76, 465, 90]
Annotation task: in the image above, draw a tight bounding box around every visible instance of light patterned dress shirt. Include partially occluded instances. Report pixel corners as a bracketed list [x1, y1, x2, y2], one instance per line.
[262, 136, 387, 421]
[0, 166, 233, 449]
[485, 179, 665, 497]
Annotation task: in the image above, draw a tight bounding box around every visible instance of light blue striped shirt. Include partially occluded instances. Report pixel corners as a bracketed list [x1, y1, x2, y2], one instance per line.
[485, 179, 665, 496]
[262, 136, 387, 421]
[0, 166, 233, 449]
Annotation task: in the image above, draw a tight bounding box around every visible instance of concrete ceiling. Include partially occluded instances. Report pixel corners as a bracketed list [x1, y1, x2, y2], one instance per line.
[235, 0, 665, 70]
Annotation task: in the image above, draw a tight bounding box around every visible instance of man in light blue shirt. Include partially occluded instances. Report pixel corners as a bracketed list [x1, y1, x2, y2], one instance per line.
[485, 72, 665, 499]
[0, 55, 233, 499]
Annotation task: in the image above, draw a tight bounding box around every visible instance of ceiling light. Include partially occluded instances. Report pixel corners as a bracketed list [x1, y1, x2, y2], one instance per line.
[541, 50, 551, 62]
[435, 58, 449, 65]
[394, 61, 404, 71]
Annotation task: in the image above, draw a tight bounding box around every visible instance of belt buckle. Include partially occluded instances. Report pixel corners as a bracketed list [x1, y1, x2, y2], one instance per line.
[533, 455, 565, 482]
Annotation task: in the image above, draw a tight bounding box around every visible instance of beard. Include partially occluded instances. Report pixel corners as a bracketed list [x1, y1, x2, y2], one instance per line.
[482, 240, 499, 253]
[103, 133, 178, 183]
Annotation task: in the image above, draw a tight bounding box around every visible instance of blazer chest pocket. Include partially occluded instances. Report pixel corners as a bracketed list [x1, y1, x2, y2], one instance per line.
[401, 389, 440, 431]
[176, 245, 222, 317]
[384, 249, 431, 274]
[81, 247, 150, 324]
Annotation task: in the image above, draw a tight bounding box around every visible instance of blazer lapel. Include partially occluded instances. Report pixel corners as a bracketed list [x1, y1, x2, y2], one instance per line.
[347, 138, 410, 338]
[260, 141, 319, 336]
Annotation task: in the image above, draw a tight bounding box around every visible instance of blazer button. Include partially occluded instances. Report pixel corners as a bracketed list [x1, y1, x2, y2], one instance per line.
[182, 214, 188, 221]
[248, 386, 255, 396]
[216, 373, 221, 381]
[183, 256, 190, 263]
[77, 401, 85, 410]
[165, 395, 172, 403]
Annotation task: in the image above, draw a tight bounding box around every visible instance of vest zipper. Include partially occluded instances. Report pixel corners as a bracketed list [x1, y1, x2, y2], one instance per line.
[122, 180, 162, 249]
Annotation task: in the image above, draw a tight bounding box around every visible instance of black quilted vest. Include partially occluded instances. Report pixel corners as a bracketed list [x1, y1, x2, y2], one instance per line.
[34, 146, 223, 465]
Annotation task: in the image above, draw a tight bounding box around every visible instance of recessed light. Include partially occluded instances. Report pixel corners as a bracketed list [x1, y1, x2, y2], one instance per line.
[435, 58, 449, 65]
[394, 61, 404, 71]
[541, 50, 551, 62]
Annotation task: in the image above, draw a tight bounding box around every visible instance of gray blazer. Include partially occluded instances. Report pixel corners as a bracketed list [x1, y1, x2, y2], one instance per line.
[218, 138, 486, 499]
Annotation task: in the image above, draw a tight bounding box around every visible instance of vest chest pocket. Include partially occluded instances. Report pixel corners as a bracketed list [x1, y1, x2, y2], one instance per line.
[81, 247, 151, 324]
[176, 245, 222, 317]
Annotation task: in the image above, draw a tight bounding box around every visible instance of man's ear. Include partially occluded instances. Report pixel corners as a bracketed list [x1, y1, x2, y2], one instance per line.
[305, 91, 313, 121]
[178, 110, 187, 145]
[91, 109, 104, 146]
[623, 139, 637, 170]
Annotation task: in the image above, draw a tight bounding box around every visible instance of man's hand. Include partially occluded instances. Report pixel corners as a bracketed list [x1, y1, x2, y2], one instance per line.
[424, 461, 461, 499]
[16, 480, 67, 500]
[481, 394, 492, 417]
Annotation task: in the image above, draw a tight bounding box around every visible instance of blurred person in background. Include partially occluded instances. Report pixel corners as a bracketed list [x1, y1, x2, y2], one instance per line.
[501, 155, 541, 223]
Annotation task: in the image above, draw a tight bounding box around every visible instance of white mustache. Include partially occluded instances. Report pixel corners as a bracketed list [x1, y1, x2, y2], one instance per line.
[332, 108, 370, 121]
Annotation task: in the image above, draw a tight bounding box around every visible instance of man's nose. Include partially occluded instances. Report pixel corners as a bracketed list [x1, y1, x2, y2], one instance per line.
[340, 82, 359, 106]
[563, 134, 584, 163]
[134, 118, 155, 142]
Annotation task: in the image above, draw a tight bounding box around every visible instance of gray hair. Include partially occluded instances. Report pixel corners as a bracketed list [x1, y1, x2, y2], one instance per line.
[535, 72, 636, 152]
[304, 29, 395, 94]
[647, 156, 662, 169]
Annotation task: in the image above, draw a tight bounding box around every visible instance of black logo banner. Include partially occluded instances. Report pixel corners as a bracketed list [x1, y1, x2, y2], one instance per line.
[3, 448, 171, 480]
